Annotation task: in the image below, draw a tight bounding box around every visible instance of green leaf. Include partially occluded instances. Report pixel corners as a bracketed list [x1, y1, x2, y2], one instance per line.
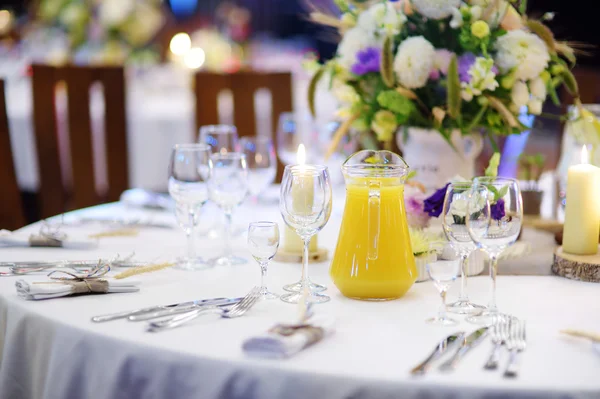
[377, 90, 414, 115]
[381, 35, 395, 88]
[307, 66, 325, 118]
[561, 69, 579, 97]
[525, 20, 555, 52]
[547, 78, 560, 105]
[447, 55, 461, 119]
[519, 0, 528, 14]
[465, 105, 488, 132]
[488, 134, 500, 153]
[496, 185, 509, 201]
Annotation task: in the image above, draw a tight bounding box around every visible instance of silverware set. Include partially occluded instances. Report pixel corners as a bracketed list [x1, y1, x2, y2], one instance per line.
[0, 259, 147, 277]
[90, 287, 261, 332]
[411, 315, 527, 377]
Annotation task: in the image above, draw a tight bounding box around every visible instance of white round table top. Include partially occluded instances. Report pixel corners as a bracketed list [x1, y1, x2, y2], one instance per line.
[0, 190, 598, 399]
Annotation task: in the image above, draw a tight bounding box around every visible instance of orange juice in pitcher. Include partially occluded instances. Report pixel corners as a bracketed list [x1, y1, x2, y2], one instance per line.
[330, 150, 416, 300]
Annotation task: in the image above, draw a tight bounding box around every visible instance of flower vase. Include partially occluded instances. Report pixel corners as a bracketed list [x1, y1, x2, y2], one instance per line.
[396, 128, 483, 190]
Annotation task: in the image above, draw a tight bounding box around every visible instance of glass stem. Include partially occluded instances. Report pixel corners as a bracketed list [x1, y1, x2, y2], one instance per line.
[439, 289, 448, 319]
[186, 210, 195, 259]
[458, 253, 469, 302]
[259, 261, 268, 292]
[223, 210, 233, 256]
[301, 237, 310, 295]
[488, 255, 498, 312]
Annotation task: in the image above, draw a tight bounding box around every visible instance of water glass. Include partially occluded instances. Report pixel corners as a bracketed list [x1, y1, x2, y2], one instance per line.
[441, 182, 486, 315]
[239, 137, 277, 200]
[168, 144, 212, 270]
[426, 260, 460, 326]
[279, 164, 332, 304]
[248, 221, 280, 299]
[466, 177, 523, 325]
[208, 152, 249, 266]
[199, 125, 239, 154]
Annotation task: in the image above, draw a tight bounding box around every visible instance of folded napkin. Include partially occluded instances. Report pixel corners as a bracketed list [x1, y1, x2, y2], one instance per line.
[0, 230, 97, 249]
[243, 316, 335, 359]
[16, 278, 140, 300]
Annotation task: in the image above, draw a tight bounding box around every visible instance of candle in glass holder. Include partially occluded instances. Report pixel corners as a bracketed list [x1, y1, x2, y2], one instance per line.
[563, 146, 600, 255]
[282, 144, 318, 253]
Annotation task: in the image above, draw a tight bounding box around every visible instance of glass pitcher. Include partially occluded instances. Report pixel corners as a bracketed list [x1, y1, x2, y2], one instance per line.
[330, 150, 416, 300]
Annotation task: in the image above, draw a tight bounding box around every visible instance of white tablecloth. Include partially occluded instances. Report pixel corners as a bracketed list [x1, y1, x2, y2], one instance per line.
[0, 189, 598, 399]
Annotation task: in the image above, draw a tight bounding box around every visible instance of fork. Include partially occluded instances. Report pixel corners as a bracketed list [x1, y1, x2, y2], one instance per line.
[504, 320, 527, 378]
[484, 315, 510, 370]
[147, 287, 261, 332]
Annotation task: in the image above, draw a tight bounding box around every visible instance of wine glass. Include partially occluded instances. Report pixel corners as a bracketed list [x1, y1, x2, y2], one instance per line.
[426, 259, 461, 326]
[466, 177, 523, 325]
[208, 152, 249, 266]
[199, 125, 239, 154]
[248, 221, 280, 299]
[277, 112, 320, 165]
[279, 164, 332, 304]
[239, 136, 277, 201]
[441, 182, 486, 315]
[168, 144, 212, 270]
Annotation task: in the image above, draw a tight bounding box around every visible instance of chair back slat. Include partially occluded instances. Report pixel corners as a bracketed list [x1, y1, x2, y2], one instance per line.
[32, 64, 128, 218]
[194, 71, 292, 182]
[0, 80, 26, 230]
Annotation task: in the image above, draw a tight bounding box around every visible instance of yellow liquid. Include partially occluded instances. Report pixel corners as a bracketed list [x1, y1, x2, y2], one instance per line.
[330, 180, 416, 300]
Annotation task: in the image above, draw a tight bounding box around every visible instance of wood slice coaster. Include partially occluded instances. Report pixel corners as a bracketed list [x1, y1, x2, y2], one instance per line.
[552, 246, 600, 282]
[274, 248, 329, 263]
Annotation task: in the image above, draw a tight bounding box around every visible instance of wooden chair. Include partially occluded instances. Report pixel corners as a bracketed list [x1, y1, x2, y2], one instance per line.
[0, 79, 26, 230]
[194, 71, 293, 181]
[31, 64, 128, 219]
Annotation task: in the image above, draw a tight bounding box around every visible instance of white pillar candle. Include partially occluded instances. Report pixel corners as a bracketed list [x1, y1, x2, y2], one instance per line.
[563, 146, 600, 255]
[282, 144, 318, 253]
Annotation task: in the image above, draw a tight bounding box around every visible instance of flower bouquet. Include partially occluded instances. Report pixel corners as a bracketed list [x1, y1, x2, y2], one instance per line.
[29, 0, 165, 64]
[306, 0, 584, 159]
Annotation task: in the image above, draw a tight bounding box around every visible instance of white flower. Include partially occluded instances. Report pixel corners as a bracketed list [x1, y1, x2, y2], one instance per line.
[529, 76, 547, 100]
[449, 8, 463, 28]
[412, 0, 461, 19]
[336, 27, 382, 70]
[461, 57, 499, 102]
[511, 81, 529, 107]
[332, 81, 360, 105]
[99, 0, 134, 27]
[393, 36, 435, 89]
[528, 98, 543, 115]
[470, 5, 483, 20]
[357, 2, 406, 36]
[451, 198, 469, 217]
[494, 30, 550, 81]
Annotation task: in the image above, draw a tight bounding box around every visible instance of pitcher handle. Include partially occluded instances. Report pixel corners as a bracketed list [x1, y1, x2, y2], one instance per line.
[367, 180, 381, 261]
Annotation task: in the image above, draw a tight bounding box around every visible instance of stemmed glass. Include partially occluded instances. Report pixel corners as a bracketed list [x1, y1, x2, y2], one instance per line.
[239, 137, 277, 202]
[208, 152, 249, 266]
[442, 182, 486, 314]
[247, 221, 280, 299]
[466, 177, 523, 325]
[426, 259, 461, 326]
[168, 144, 212, 270]
[280, 164, 332, 304]
[199, 124, 239, 154]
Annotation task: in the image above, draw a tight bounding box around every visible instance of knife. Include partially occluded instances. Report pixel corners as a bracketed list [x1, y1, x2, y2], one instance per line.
[411, 332, 466, 375]
[90, 297, 242, 323]
[127, 297, 243, 322]
[439, 327, 489, 372]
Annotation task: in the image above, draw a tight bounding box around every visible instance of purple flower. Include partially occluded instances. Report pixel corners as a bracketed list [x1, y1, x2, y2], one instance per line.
[405, 189, 431, 228]
[351, 47, 381, 76]
[491, 198, 505, 221]
[423, 183, 450, 218]
[457, 53, 476, 83]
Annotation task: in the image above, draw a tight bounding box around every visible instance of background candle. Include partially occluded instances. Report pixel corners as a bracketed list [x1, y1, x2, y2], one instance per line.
[563, 146, 600, 255]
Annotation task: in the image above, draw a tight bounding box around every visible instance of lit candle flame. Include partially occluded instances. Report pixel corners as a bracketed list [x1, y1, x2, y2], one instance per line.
[581, 145, 589, 165]
[297, 144, 306, 165]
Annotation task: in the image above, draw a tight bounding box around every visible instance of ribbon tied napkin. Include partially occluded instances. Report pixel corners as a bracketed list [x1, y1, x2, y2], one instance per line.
[16, 264, 140, 300]
[243, 315, 335, 359]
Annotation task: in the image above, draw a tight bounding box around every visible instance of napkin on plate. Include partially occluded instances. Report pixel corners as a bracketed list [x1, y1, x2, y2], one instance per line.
[16, 278, 140, 300]
[242, 315, 335, 359]
[0, 230, 98, 249]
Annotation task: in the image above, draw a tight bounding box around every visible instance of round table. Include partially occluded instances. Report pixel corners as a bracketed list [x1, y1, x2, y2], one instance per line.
[0, 189, 599, 399]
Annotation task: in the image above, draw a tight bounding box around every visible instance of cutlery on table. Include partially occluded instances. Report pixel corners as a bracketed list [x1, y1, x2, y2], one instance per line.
[127, 297, 244, 322]
[484, 315, 511, 370]
[91, 297, 242, 323]
[410, 332, 466, 375]
[504, 320, 527, 378]
[147, 286, 261, 332]
[0, 260, 147, 277]
[439, 327, 489, 372]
